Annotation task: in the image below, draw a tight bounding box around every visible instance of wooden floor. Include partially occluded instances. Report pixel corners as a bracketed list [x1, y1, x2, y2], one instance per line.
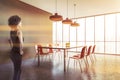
[0, 53, 120, 80]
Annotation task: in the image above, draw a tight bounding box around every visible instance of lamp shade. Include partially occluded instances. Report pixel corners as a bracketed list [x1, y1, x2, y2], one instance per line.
[71, 21, 80, 27]
[62, 18, 72, 24]
[49, 13, 63, 21]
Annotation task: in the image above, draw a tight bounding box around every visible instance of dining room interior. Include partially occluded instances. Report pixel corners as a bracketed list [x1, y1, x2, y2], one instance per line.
[0, 0, 120, 80]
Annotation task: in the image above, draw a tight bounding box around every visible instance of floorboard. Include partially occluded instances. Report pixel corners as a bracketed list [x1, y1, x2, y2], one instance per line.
[0, 54, 120, 80]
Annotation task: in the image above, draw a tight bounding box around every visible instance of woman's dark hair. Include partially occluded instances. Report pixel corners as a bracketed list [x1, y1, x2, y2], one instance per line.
[8, 15, 21, 26]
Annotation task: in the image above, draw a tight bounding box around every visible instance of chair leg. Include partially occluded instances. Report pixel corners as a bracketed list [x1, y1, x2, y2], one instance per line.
[33, 54, 38, 66]
[83, 58, 87, 68]
[34, 54, 37, 62]
[86, 56, 89, 67]
[75, 60, 78, 70]
[89, 55, 94, 63]
[94, 54, 96, 61]
[91, 54, 95, 62]
[41, 55, 44, 62]
[74, 59, 76, 70]
[78, 60, 82, 72]
[67, 58, 70, 71]
[56, 52, 62, 62]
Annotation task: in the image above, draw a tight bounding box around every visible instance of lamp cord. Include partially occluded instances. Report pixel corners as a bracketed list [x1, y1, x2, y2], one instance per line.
[55, 0, 57, 13]
[74, 4, 76, 19]
[67, 0, 68, 17]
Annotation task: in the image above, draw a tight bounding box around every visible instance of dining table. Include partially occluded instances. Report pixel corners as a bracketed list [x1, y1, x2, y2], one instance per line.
[37, 45, 83, 73]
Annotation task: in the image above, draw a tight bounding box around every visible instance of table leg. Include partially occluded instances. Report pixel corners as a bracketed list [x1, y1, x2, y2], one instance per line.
[64, 49, 66, 72]
[38, 53, 40, 67]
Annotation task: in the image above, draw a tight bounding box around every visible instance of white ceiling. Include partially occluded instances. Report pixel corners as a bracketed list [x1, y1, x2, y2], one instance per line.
[20, 0, 120, 19]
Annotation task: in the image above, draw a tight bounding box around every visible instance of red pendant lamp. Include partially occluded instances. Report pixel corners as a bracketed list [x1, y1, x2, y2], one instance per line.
[49, 0, 63, 21]
[71, 4, 80, 27]
[62, 0, 72, 24]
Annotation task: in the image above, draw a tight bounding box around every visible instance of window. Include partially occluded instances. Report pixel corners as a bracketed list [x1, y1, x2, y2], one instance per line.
[53, 12, 120, 54]
[95, 16, 104, 41]
[86, 17, 94, 42]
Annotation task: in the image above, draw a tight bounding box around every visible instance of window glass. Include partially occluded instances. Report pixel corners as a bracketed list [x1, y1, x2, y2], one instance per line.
[117, 42, 120, 53]
[53, 13, 120, 54]
[86, 17, 94, 41]
[95, 42, 104, 53]
[117, 13, 120, 41]
[70, 26, 76, 42]
[63, 24, 70, 42]
[105, 14, 116, 41]
[105, 42, 115, 54]
[95, 16, 104, 41]
[56, 22, 63, 41]
[53, 22, 56, 42]
[77, 19, 85, 42]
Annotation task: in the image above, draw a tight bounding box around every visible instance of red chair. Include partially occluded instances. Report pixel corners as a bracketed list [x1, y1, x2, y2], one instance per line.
[54, 43, 62, 53]
[85, 46, 93, 66]
[91, 45, 96, 60]
[34, 45, 52, 66]
[53, 43, 62, 60]
[47, 44, 55, 59]
[47, 44, 54, 53]
[67, 46, 87, 70]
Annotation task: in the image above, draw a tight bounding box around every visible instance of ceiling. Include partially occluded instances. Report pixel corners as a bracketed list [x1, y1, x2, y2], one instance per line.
[20, 0, 120, 19]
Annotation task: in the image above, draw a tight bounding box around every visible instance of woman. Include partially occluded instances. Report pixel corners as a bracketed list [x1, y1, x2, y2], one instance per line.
[8, 15, 23, 80]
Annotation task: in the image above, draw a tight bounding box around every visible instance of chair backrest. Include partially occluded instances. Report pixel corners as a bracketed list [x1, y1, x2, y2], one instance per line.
[80, 46, 87, 58]
[92, 45, 96, 54]
[48, 44, 53, 53]
[86, 46, 92, 56]
[37, 45, 44, 54]
[35, 45, 38, 53]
